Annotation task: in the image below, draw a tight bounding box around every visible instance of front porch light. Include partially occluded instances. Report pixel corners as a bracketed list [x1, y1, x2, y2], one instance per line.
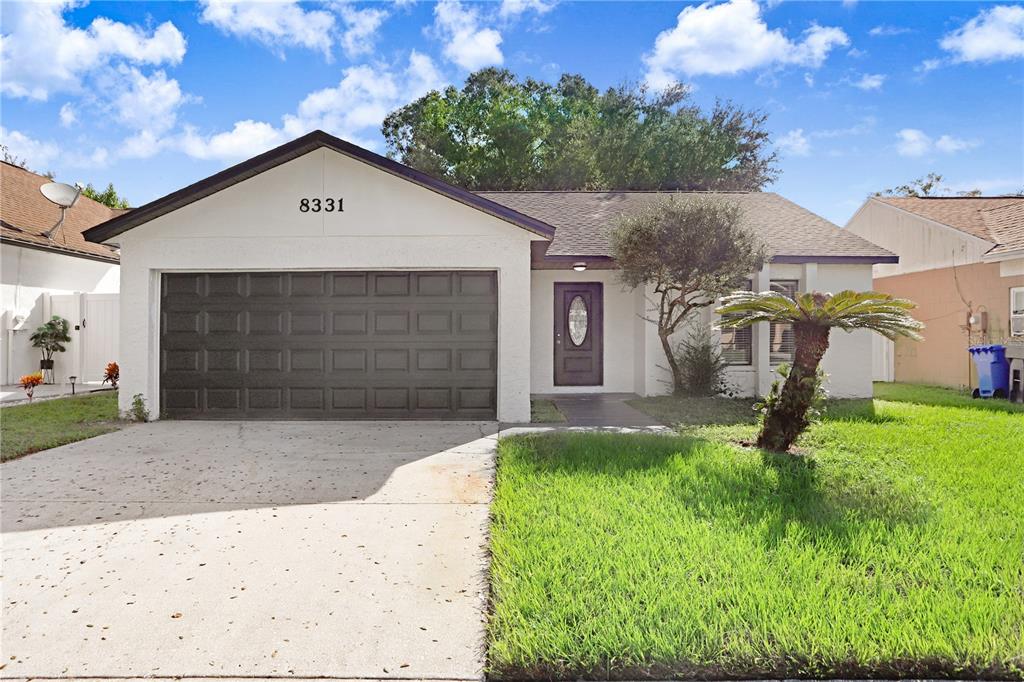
[572, 262, 587, 272]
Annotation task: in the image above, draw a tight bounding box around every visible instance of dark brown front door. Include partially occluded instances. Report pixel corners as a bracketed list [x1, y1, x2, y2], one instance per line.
[554, 282, 603, 386]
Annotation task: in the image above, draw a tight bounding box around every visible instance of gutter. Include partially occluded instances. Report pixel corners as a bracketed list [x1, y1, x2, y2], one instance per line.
[981, 247, 1024, 263]
[0, 235, 120, 265]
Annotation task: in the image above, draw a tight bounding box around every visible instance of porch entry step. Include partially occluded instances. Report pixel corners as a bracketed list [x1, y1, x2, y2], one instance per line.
[543, 393, 663, 427]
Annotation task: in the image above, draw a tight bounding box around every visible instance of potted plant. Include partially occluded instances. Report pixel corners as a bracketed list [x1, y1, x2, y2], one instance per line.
[29, 316, 71, 383]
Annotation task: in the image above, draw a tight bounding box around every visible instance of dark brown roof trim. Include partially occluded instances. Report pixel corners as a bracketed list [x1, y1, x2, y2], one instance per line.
[1, 235, 120, 264]
[533, 255, 896, 265]
[84, 130, 556, 244]
[770, 254, 899, 264]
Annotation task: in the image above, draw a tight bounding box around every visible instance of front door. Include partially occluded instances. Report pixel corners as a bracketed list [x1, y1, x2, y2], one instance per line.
[553, 282, 603, 386]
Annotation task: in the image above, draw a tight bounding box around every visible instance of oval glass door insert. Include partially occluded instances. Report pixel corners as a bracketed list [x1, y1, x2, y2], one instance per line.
[568, 295, 588, 346]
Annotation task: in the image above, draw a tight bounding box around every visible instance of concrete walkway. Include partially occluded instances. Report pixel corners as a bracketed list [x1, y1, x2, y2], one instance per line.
[0, 383, 109, 405]
[542, 392, 664, 427]
[1, 421, 498, 680]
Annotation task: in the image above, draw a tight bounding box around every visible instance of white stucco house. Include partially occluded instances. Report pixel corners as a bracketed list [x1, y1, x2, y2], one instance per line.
[83, 131, 895, 422]
[1, 161, 121, 386]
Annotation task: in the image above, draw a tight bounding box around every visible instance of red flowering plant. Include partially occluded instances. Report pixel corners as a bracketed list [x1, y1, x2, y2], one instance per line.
[102, 362, 119, 388]
[20, 372, 44, 402]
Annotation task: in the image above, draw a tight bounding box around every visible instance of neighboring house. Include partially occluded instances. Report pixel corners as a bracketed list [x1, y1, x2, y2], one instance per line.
[83, 131, 895, 422]
[1, 161, 121, 385]
[846, 196, 1024, 388]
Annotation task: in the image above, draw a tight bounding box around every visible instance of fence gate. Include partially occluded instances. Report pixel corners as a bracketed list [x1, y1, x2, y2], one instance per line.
[872, 334, 895, 383]
[47, 293, 120, 384]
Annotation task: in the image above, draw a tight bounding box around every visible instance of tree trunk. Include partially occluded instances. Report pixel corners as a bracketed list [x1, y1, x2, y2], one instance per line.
[756, 322, 831, 452]
[659, 329, 685, 394]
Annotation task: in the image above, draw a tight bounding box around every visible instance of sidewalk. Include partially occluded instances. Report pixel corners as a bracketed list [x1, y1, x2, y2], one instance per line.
[0, 382, 109, 405]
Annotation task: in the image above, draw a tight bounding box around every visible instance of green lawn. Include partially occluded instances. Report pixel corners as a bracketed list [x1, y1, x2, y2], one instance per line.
[530, 398, 567, 423]
[1, 391, 122, 462]
[489, 384, 1024, 679]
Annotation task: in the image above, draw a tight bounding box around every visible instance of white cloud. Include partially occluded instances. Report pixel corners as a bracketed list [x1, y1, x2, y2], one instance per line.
[113, 68, 187, 135]
[199, 0, 336, 58]
[433, 0, 504, 70]
[643, 0, 848, 87]
[895, 129, 932, 157]
[0, 2, 185, 100]
[58, 143, 112, 170]
[803, 72, 814, 87]
[283, 51, 444, 138]
[941, 5, 1024, 63]
[935, 134, 978, 154]
[776, 129, 810, 157]
[868, 25, 911, 37]
[120, 131, 165, 159]
[109, 67, 194, 159]
[812, 116, 876, 139]
[916, 58, 943, 73]
[59, 103, 77, 128]
[180, 120, 287, 162]
[499, 0, 556, 19]
[336, 3, 389, 58]
[180, 52, 445, 163]
[852, 73, 886, 90]
[0, 127, 60, 169]
[896, 129, 979, 157]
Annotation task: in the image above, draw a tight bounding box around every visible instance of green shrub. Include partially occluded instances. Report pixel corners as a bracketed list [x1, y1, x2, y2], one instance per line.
[674, 325, 732, 396]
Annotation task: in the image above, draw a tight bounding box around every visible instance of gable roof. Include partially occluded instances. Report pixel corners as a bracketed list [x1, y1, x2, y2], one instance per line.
[1, 161, 122, 263]
[874, 196, 1024, 248]
[981, 201, 1024, 257]
[83, 130, 555, 244]
[479, 191, 897, 263]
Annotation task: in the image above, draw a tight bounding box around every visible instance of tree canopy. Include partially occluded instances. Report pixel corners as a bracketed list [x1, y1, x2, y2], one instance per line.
[82, 182, 130, 209]
[382, 69, 779, 192]
[611, 195, 765, 393]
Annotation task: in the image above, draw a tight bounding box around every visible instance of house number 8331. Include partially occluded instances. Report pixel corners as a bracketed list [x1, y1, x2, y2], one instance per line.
[299, 198, 344, 213]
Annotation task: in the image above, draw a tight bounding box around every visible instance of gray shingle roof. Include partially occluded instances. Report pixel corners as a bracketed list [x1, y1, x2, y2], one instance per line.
[477, 191, 895, 262]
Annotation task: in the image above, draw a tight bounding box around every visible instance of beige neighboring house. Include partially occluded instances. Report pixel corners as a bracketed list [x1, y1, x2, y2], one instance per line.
[846, 195, 1024, 389]
[1, 161, 122, 385]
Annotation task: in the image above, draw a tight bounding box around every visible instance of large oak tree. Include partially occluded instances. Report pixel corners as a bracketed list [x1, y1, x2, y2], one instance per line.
[382, 69, 779, 191]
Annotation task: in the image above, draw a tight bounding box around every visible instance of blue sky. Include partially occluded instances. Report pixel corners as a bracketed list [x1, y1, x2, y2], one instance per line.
[2, 0, 1022, 225]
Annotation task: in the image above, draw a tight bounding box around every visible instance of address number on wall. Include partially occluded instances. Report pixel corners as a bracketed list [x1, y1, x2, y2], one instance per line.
[299, 198, 344, 213]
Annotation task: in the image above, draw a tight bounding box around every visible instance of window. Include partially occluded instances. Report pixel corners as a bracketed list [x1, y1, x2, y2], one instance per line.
[1012, 287, 1024, 337]
[719, 279, 752, 365]
[770, 279, 799, 364]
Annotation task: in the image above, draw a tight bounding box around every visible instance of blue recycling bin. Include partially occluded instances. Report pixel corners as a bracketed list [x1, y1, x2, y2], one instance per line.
[969, 344, 1011, 398]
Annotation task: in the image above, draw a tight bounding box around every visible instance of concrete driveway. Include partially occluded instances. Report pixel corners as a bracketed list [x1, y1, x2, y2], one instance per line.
[1, 420, 498, 680]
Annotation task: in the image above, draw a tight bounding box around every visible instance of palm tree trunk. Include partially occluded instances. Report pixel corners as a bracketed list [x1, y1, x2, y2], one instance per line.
[756, 322, 831, 452]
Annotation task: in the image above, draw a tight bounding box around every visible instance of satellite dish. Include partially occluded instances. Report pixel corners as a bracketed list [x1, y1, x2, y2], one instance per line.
[40, 182, 82, 208]
[39, 182, 83, 242]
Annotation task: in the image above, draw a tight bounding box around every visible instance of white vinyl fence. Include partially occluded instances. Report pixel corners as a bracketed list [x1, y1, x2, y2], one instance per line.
[872, 334, 895, 383]
[47, 293, 119, 385]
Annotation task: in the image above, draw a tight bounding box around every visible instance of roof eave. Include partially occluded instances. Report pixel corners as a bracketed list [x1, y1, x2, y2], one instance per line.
[770, 254, 900, 264]
[982, 247, 1024, 262]
[538, 253, 899, 264]
[0, 235, 120, 264]
[84, 130, 556, 244]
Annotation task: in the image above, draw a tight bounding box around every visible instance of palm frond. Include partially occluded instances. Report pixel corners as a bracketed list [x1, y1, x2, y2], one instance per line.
[715, 289, 924, 341]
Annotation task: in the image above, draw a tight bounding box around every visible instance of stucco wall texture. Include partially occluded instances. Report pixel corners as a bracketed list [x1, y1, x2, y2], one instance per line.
[874, 261, 1024, 388]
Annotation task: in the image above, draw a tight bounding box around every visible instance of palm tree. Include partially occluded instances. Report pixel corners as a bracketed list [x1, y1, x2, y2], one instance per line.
[716, 290, 923, 453]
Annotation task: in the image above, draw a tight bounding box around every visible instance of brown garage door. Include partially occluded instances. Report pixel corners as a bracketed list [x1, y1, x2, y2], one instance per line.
[160, 271, 497, 419]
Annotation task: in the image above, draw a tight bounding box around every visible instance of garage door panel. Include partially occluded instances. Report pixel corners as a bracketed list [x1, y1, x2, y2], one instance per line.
[161, 271, 498, 419]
